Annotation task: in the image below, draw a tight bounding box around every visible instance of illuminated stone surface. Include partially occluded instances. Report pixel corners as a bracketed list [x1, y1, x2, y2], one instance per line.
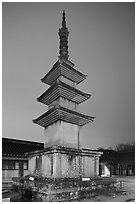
[27, 11, 102, 181]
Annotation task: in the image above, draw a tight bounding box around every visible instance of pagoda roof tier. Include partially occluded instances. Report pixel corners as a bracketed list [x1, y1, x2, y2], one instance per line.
[41, 58, 87, 85]
[37, 80, 91, 105]
[33, 105, 94, 127]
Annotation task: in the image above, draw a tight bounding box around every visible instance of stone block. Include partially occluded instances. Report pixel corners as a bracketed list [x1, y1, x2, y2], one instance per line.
[44, 121, 79, 148]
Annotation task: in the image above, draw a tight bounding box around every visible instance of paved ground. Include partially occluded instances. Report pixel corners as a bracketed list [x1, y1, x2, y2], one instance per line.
[78, 176, 135, 202]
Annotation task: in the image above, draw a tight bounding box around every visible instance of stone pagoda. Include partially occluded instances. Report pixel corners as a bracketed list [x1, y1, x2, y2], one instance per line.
[27, 11, 102, 178]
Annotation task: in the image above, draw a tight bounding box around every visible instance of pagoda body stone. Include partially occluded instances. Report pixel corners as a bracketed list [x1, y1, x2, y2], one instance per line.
[27, 11, 102, 179]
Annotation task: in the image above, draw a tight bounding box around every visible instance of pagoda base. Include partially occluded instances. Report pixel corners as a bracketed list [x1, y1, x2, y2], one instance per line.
[27, 176, 117, 202]
[12, 174, 117, 202]
[27, 146, 102, 178]
[14, 147, 118, 202]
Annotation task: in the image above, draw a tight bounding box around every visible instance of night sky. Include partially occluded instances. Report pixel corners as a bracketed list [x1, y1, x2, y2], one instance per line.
[2, 2, 135, 149]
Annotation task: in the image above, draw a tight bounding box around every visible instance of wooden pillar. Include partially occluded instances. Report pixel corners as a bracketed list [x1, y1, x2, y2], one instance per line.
[78, 125, 81, 177]
[94, 157, 97, 176]
[110, 164, 112, 176]
[19, 161, 23, 177]
[118, 163, 120, 175]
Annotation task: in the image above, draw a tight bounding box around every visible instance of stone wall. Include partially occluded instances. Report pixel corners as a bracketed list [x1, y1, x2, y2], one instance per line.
[27, 147, 102, 178]
[2, 170, 19, 181]
[13, 176, 117, 202]
[2, 169, 29, 181]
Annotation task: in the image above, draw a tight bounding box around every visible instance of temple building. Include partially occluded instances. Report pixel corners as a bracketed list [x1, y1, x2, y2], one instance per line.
[27, 11, 102, 178]
[2, 138, 44, 181]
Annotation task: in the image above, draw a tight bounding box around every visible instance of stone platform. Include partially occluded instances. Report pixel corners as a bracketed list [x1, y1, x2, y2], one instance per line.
[12, 176, 118, 202]
[26, 146, 102, 178]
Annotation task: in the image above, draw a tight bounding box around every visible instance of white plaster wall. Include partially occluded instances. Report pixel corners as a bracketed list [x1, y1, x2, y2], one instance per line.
[28, 156, 36, 174]
[23, 170, 28, 177]
[2, 170, 18, 181]
[44, 121, 79, 148]
[101, 164, 110, 177]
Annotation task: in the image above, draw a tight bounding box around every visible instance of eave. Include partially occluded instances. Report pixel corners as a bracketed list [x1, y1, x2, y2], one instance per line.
[33, 105, 95, 127]
[37, 81, 91, 105]
[26, 146, 102, 157]
[2, 155, 27, 160]
[41, 59, 86, 85]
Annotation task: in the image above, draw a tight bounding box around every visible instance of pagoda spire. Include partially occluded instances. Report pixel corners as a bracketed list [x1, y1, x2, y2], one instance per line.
[58, 10, 69, 60]
[62, 10, 66, 28]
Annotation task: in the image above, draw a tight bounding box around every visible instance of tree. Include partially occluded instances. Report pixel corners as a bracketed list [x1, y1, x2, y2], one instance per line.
[97, 147, 105, 151]
[115, 143, 135, 151]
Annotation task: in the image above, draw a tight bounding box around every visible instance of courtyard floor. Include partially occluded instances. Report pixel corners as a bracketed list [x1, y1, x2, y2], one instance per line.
[76, 176, 135, 202]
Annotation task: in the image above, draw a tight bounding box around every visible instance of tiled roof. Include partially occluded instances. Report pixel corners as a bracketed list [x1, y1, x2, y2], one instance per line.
[2, 138, 44, 158]
[37, 80, 91, 105]
[41, 59, 86, 85]
[33, 105, 94, 127]
[100, 150, 135, 164]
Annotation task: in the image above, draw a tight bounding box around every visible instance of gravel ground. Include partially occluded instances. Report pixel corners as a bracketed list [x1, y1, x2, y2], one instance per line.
[77, 176, 135, 202]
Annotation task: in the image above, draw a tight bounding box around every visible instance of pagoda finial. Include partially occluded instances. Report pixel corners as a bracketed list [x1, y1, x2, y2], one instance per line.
[62, 10, 66, 28]
[58, 10, 69, 60]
